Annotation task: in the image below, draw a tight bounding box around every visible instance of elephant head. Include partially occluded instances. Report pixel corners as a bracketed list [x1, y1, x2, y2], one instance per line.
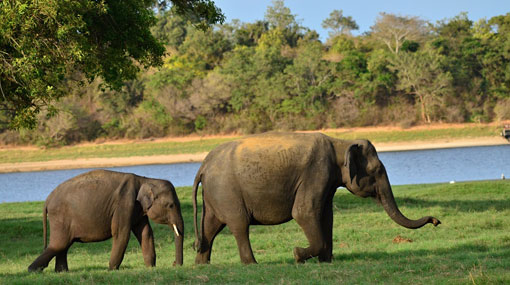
[137, 181, 184, 265]
[340, 139, 441, 229]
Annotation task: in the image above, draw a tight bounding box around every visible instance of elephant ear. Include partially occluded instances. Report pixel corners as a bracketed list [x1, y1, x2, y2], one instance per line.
[344, 143, 361, 188]
[137, 183, 154, 213]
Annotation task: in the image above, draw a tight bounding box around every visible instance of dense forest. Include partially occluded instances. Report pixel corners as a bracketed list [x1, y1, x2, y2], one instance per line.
[1, 1, 510, 146]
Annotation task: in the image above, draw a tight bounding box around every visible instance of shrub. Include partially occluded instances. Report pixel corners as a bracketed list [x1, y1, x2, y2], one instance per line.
[494, 98, 510, 121]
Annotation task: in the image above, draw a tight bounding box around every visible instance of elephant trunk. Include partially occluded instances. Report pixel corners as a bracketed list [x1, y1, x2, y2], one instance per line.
[171, 217, 184, 266]
[377, 177, 440, 229]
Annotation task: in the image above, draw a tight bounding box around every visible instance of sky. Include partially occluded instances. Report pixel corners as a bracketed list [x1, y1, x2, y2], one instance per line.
[213, 0, 510, 40]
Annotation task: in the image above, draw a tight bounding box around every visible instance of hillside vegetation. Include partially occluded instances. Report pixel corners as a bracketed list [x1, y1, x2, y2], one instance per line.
[2, 1, 510, 147]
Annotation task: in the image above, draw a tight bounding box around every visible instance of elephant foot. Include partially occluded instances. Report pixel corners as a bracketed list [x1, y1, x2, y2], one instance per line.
[240, 258, 257, 265]
[195, 254, 210, 265]
[27, 265, 45, 273]
[318, 253, 333, 263]
[108, 264, 120, 270]
[293, 247, 309, 263]
[55, 266, 68, 273]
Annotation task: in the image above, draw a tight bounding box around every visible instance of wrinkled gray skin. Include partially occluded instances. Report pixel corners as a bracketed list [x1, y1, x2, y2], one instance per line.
[28, 170, 184, 272]
[193, 132, 440, 264]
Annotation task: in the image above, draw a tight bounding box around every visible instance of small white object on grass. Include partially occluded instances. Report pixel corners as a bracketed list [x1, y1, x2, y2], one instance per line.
[449, 181, 455, 184]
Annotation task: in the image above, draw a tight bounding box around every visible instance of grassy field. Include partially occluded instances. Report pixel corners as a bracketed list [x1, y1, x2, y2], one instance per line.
[0, 124, 502, 164]
[1, 180, 509, 284]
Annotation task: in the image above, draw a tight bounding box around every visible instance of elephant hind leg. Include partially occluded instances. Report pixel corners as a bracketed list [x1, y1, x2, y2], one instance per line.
[195, 212, 225, 264]
[55, 246, 71, 272]
[28, 228, 73, 272]
[28, 248, 59, 272]
[28, 241, 72, 272]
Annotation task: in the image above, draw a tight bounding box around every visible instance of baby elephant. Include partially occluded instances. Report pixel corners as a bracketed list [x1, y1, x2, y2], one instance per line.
[28, 170, 184, 272]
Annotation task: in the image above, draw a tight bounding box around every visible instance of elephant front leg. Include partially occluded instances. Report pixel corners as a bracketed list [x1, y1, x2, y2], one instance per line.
[132, 217, 156, 267]
[109, 230, 131, 270]
[109, 212, 132, 270]
[319, 198, 334, 262]
[293, 211, 327, 263]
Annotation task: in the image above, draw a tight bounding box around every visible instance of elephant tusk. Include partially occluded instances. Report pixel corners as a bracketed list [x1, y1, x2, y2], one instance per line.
[172, 224, 180, 237]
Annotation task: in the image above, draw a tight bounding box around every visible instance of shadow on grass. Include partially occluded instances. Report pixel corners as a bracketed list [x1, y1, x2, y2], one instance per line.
[333, 194, 510, 213]
[259, 242, 510, 267]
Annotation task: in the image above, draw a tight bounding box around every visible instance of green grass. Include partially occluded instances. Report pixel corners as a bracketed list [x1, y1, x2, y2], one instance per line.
[1, 180, 509, 284]
[324, 124, 500, 142]
[0, 125, 502, 164]
[0, 138, 235, 164]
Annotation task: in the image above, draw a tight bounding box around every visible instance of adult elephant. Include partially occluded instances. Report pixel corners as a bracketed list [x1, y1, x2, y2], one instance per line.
[192, 132, 440, 264]
[28, 170, 184, 272]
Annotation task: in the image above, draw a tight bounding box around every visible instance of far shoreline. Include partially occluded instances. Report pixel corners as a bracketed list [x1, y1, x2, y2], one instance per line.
[0, 136, 507, 174]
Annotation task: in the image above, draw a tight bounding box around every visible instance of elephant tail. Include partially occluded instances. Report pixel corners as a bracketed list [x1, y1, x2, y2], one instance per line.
[192, 170, 203, 252]
[43, 203, 48, 249]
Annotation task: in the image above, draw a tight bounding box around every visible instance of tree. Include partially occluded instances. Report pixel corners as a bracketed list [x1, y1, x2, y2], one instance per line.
[389, 49, 453, 123]
[483, 13, 510, 99]
[165, 0, 225, 29]
[371, 13, 429, 54]
[264, 0, 303, 47]
[231, 20, 269, 47]
[322, 9, 359, 38]
[151, 9, 188, 47]
[0, 0, 224, 129]
[264, 0, 295, 30]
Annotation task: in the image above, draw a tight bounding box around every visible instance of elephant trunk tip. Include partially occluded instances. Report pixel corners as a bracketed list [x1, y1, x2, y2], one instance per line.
[431, 217, 441, 226]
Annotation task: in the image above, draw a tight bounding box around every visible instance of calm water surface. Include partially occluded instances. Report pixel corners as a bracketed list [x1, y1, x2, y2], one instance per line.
[1, 145, 509, 203]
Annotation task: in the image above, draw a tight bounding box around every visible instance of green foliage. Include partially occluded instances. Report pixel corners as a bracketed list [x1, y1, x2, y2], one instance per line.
[0, 0, 166, 129]
[2, 3, 510, 145]
[0, 0, 225, 130]
[194, 115, 207, 131]
[167, 0, 225, 30]
[1, 181, 510, 283]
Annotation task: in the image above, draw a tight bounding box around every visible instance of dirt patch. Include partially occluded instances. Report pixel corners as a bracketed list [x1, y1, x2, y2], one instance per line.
[393, 235, 413, 244]
[0, 153, 209, 173]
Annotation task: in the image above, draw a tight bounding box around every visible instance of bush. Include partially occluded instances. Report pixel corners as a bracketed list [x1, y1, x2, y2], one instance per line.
[494, 98, 510, 121]
[123, 100, 172, 139]
[381, 99, 418, 128]
[329, 94, 360, 127]
[0, 130, 21, 145]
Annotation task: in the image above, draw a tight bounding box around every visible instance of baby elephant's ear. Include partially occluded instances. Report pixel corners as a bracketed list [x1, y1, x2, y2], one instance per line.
[137, 184, 154, 213]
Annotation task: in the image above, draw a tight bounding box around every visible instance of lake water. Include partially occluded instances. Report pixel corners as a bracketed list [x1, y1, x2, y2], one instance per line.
[1, 145, 509, 203]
